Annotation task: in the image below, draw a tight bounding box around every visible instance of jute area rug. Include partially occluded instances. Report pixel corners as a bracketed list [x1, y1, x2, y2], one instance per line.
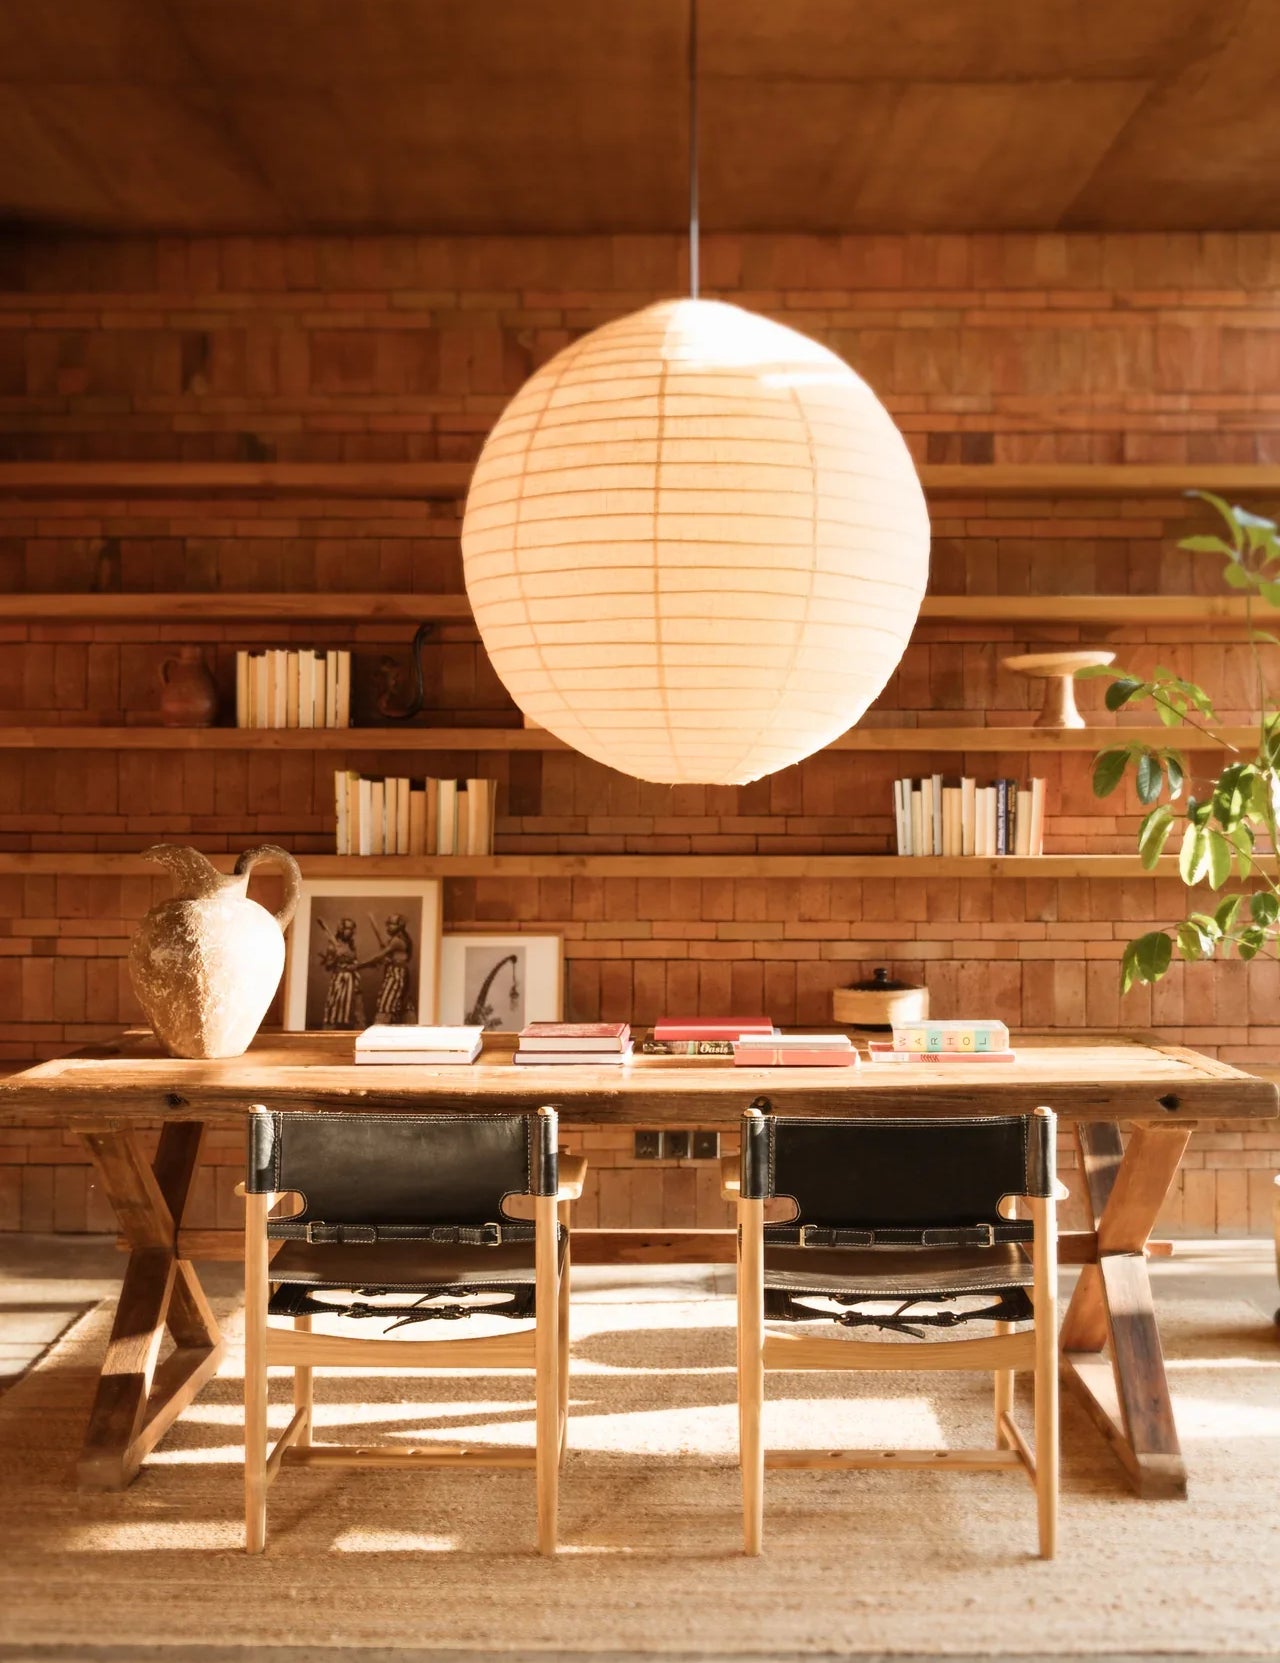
[0, 1275, 1277, 1658]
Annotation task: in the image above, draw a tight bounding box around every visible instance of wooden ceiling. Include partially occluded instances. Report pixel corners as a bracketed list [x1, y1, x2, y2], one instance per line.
[0, 0, 1276, 235]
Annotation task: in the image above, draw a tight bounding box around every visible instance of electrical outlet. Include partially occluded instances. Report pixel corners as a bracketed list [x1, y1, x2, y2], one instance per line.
[692, 1130, 720, 1161]
[660, 1129, 691, 1161]
[633, 1130, 661, 1160]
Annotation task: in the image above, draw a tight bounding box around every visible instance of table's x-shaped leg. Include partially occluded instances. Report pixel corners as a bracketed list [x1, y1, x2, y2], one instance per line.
[1059, 1120, 1191, 1499]
[78, 1120, 225, 1489]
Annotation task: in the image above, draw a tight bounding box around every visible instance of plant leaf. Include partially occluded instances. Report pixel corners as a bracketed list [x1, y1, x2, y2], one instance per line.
[1165, 753, 1185, 798]
[1137, 805, 1174, 869]
[1206, 829, 1233, 890]
[1250, 890, 1280, 928]
[1105, 677, 1146, 711]
[1179, 822, 1209, 885]
[1214, 894, 1242, 934]
[1134, 930, 1173, 983]
[1136, 751, 1163, 803]
[1092, 748, 1129, 798]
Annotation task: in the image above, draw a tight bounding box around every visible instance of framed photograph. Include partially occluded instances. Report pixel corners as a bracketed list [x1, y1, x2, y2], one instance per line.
[284, 879, 442, 1031]
[439, 934, 563, 1032]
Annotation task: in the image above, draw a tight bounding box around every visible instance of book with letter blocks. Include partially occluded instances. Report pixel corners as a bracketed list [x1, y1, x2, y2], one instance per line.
[869, 1041, 1016, 1065]
[891, 1020, 1011, 1054]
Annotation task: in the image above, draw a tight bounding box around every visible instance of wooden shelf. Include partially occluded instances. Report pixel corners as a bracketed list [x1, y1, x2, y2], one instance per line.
[0, 593, 474, 622]
[0, 724, 1255, 753]
[2, 460, 1279, 500]
[918, 595, 1256, 625]
[2, 591, 1259, 626]
[0, 461, 472, 499]
[0, 853, 1207, 879]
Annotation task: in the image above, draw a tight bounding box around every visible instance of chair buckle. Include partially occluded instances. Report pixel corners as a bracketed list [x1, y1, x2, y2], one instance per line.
[303, 1223, 376, 1245]
[480, 1222, 503, 1246]
[798, 1224, 825, 1248]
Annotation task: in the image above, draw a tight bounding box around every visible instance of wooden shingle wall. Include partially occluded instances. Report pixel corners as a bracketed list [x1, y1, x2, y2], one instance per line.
[2, 230, 1279, 1235]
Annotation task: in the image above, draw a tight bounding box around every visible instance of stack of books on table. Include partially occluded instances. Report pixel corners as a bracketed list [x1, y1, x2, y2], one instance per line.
[334, 773, 496, 856]
[893, 776, 1046, 856]
[353, 1025, 483, 1065]
[732, 1031, 859, 1068]
[641, 1017, 775, 1058]
[868, 1019, 1015, 1064]
[513, 1022, 633, 1066]
[236, 649, 351, 728]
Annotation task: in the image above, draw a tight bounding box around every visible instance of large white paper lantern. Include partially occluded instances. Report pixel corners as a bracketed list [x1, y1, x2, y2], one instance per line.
[462, 297, 929, 785]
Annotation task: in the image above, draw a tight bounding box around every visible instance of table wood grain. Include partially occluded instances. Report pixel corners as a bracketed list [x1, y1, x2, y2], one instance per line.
[1, 1028, 1273, 1129]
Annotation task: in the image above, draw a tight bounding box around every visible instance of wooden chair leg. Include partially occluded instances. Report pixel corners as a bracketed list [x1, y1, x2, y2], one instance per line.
[557, 1235, 570, 1466]
[293, 1314, 313, 1451]
[993, 1319, 1015, 1447]
[534, 1191, 559, 1556]
[1032, 1190, 1059, 1560]
[244, 1192, 269, 1555]
[739, 1199, 765, 1556]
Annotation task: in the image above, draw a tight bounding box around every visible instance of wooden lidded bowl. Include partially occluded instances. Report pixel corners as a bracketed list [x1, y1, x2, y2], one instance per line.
[832, 966, 929, 1030]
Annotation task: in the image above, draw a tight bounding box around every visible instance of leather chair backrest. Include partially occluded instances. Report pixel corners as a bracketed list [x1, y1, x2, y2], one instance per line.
[246, 1110, 556, 1227]
[742, 1110, 1051, 1229]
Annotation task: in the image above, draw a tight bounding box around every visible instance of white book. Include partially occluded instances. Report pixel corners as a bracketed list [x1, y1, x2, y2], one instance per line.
[408, 786, 427, 856]
[976, 784, 990, 857]
[356, 1024, 483, 1052]
[334, 769, 347, 854]
[253, 653, 269, 728]
[931, 772, 943, 858]
[910, 786, 923, 857]
[235, 651, 248, 728]
[324, 650, 338, 728]
[337, 650, 351, 728]
[919, 776, 934, 857]
[358, 777, 373, 857]
[395, 776, 411, 855]
[437, 779, 458, 855]
[1015, 788, 1033, 856]
[286, 651, 300, 729]
[961, 776, 976, 857]
[892, 778, 905, 856]
[299, 652, 316, 730]
[985, 787, 998, 858]
[1029, 776, 1047, 856]
[273, 649, 289, 728]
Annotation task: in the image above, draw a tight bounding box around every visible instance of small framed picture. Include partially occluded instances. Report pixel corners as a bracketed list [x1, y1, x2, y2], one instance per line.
[439, 933, 563, 1032]
[284, 878, 442, 1031]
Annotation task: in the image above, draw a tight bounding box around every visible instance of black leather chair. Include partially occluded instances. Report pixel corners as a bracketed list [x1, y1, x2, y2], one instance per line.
[242, 1105, 584, 1555]
[727, 1099, 1059, 1558]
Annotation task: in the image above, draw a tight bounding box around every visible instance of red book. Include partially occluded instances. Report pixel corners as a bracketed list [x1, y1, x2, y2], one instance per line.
[518, 1021, 630, 1053]
[653, 1016, 774, 1042]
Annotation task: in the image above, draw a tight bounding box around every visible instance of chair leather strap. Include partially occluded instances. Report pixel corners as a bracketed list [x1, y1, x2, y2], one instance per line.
[764, 1285, 1035, 1328]
[765, 1221, 1031, 1249]
[265, 1220, 532, 1246]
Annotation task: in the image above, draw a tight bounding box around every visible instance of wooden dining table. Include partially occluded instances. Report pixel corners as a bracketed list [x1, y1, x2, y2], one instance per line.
[1, 1026, 1273, 1502]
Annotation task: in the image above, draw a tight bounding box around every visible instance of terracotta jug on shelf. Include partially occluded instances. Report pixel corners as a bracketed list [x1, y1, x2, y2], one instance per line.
[159, 646, 218, 727]
[129, 844, 301, 1059]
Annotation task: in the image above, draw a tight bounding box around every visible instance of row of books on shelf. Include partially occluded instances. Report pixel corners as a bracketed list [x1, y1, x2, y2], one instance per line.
[350, 1017, 1015, 1069]
[893, 776, 1046, 857]
[235, 649, 352, 728]
[333, 771, 496, 856]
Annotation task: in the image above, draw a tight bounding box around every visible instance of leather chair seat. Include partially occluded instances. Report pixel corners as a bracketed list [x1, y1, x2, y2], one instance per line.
[271, 1235, 564, 1288]
[763, 1241, 1033, 1302]
[266, 1234, 566, 1323]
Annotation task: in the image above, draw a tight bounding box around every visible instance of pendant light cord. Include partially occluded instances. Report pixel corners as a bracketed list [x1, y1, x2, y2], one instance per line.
[688, 0, 699, 299]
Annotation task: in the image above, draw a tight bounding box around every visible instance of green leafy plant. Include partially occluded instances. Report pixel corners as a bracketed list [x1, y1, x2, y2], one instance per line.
[1088, 491, 1280, 992]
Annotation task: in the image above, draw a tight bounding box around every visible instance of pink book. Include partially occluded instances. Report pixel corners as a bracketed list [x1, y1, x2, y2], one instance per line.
[654, 1016, 774, 1042]
[733, 1042, 858, 1069]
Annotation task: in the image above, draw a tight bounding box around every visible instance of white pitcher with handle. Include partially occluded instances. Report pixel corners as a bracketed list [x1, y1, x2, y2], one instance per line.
[129, 844, 301, 1059]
